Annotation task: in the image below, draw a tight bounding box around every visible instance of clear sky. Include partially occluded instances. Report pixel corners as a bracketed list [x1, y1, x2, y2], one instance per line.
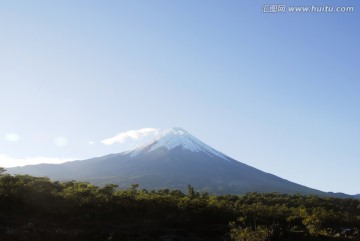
[0, 1, 359, 194]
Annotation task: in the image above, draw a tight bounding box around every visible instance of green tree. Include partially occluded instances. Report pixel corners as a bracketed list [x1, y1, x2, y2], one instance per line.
[130, 183, 139, 196]
[0, 167, 6, 175]
[229, 217, 272, 241]
[187, 184, 195, 199]
[100, 183, 118, 197]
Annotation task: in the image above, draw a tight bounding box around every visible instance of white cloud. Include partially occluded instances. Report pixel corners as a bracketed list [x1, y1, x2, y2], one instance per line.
[53, 137, 68, 146]
[4, 133, 20, 142]
[101, 128, 159, 145]
[0, 155, 75, 168]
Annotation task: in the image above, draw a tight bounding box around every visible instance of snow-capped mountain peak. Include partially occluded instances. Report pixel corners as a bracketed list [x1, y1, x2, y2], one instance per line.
[8, 127, 333, 196]
[133, 127, 227, 159]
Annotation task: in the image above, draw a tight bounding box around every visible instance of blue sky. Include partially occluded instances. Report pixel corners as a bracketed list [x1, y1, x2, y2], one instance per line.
[0, 1, 359, 194]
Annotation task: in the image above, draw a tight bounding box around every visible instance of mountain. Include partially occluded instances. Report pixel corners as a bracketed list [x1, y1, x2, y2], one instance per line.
[7, 128, 342, 196]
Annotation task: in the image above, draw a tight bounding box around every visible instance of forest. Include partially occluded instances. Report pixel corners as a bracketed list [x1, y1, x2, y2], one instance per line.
[0, 167, 359, 241]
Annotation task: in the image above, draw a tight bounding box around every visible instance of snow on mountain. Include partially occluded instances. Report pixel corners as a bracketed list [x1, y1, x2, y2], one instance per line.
[8, 127, 347, 196]
[130, 127, 228, 159]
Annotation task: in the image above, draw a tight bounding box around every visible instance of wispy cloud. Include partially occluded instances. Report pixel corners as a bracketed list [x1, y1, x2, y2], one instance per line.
[101, 128, 159, 145]
[53, 137, 68, 147]
[4, 133, 20, 142]
[0, 155, 74, 168]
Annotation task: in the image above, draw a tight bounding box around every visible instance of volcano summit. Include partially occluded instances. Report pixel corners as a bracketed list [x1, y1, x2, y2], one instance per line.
[9, 128, 325, 195]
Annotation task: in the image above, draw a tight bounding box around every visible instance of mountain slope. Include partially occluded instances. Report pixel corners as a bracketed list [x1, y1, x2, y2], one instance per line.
[8, 128, 331, 195]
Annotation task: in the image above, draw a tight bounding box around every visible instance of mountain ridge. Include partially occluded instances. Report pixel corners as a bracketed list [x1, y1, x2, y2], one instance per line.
[127, 127, 230, 160]
[7, 128, 354, 197]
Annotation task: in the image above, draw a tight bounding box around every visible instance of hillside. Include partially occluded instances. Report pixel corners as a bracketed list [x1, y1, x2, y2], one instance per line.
[8, 128, 333, 196]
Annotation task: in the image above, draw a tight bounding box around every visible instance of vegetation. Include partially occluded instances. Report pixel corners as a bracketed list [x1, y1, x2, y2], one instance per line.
[0, 168, 359, 241]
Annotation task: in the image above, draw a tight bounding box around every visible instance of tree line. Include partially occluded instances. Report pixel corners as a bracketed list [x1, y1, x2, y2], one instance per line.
[0, 168, 359, 241]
